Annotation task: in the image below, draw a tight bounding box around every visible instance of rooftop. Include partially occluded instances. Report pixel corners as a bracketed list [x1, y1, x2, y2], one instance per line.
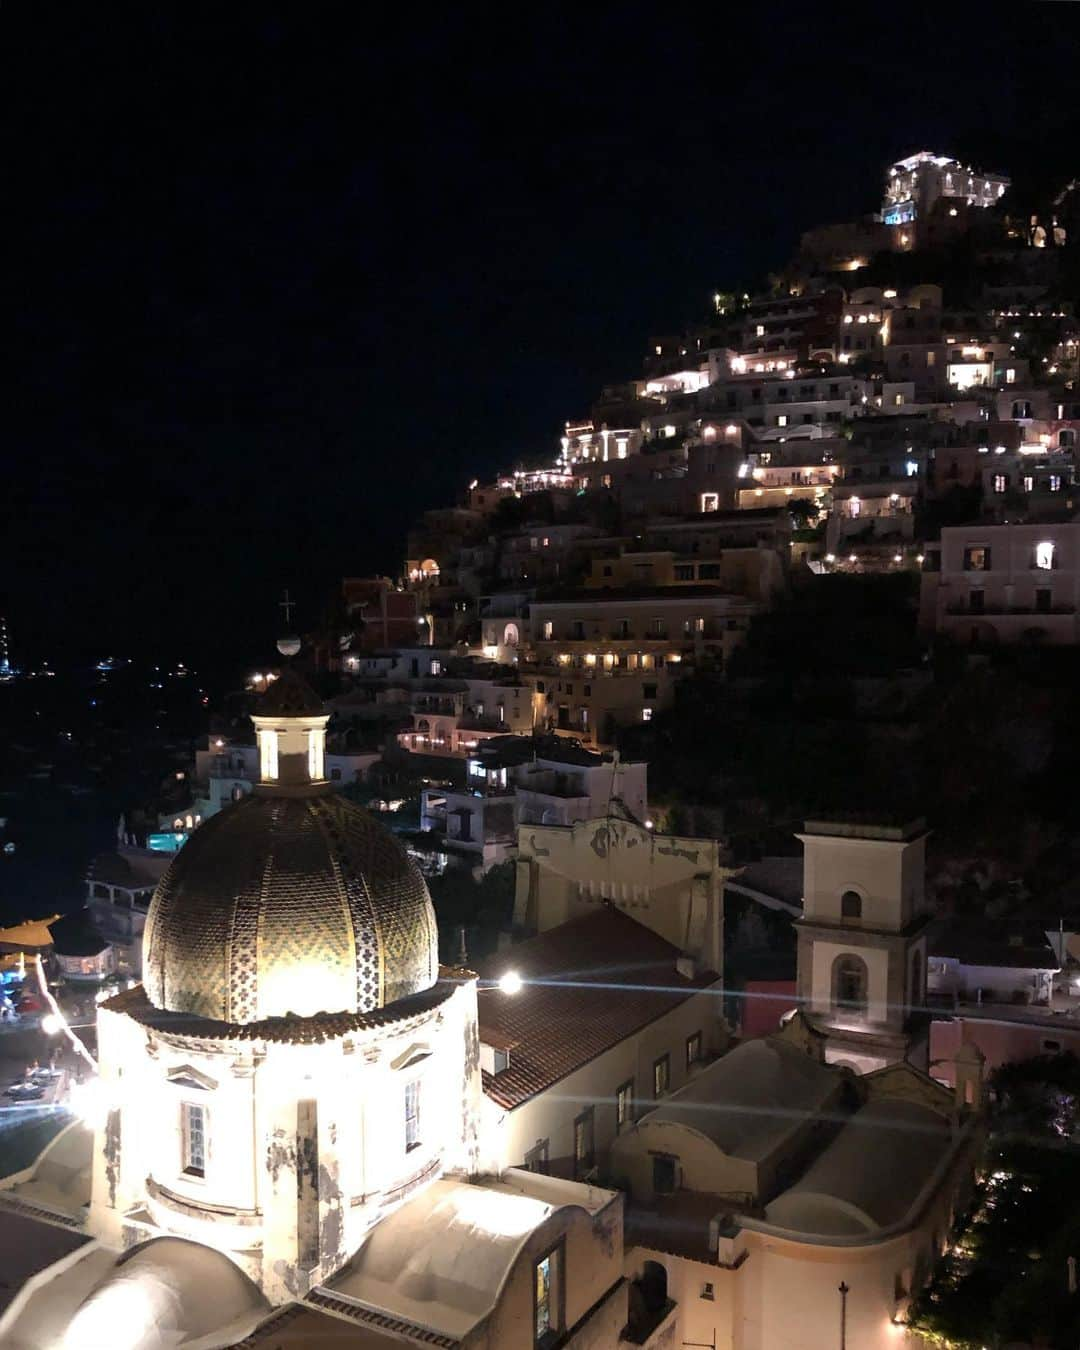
[636, 1037, 844, 1163]
[927, 918, 1060, 970]
[478, 908, 719, 1110]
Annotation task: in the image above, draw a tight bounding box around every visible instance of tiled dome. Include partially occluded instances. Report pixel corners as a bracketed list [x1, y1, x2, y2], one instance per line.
[142, 793, 438, 1024]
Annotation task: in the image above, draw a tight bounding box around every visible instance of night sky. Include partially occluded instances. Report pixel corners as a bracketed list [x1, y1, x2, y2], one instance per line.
[6, 5, 1079, 675]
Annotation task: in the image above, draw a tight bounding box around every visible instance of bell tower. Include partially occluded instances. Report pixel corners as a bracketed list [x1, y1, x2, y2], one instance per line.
[794, 815, 930, 1074]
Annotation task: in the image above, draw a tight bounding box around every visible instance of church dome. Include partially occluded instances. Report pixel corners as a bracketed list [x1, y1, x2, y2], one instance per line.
[142, 792, 439, 1024]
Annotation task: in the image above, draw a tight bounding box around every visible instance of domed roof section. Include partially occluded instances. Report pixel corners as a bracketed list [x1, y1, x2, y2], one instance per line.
[257, 666, 326, 718]
[143, 793, 439, 1024]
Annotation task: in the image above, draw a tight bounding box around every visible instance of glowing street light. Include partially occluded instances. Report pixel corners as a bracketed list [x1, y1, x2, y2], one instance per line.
[498, 971, 523, 996]
[41, 1011, 63, 1036]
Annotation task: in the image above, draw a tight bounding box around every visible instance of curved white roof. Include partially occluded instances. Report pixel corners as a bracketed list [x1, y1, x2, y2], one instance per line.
[327, 1178, 571, 1340]
[764, 1097, 951, 1237]
[640, 1038, 843, 1163]
[2, 1119, 92, 1219]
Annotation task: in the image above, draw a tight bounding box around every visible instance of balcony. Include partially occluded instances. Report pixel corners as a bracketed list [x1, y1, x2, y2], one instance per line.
[944, 603, 1076, 616]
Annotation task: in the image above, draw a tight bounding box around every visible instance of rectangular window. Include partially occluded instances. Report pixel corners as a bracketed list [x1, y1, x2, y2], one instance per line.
[404, 1080, 421, 1151]
[1050, 475, 1062, 492]
[541, 621, 553, 640]
[993, 474, 1007, 494]
[525, 1139, 549, 1174]
[616, 1079, 634, 1133]
[776, 414, 788, 427]
[653, 1053, 671, 1098]
[259, 730, 279, 782]
[969, 590, 984, 614]
[1035, 587, 1052, 613]
[535, 1245, 563, 1345]
[641, 707, 653, 722]
[698, 562, 721, 580]
[652, 1153, 676, 1193]
[963, 546, 991, 571]
[686, 1031, 702, 1067]
[181, 1102, 206, 1178]
[307, 729, 325, 781]
[573, 1107, 594, 1178]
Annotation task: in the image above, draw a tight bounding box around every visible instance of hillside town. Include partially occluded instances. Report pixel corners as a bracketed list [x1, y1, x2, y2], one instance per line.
[1, 147, 1079, 1350]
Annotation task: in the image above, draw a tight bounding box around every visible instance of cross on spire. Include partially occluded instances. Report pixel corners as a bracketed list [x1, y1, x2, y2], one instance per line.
[279, 589, 295, 629]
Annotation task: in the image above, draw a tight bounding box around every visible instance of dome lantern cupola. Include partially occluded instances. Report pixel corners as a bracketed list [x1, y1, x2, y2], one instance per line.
[251, 667, 329, 794]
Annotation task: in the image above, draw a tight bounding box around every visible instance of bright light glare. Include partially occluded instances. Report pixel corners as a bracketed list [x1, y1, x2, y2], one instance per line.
[498, 971, 523, 996]
[41, 1012, 63, 1036]
[69, 1077, 110, 1129]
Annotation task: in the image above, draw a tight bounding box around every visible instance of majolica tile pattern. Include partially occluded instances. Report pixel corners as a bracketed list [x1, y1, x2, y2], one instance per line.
[143, 794, 438, 1023]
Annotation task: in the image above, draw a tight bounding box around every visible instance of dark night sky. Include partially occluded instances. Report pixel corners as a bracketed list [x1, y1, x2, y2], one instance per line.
[5, 5, 1079, 675]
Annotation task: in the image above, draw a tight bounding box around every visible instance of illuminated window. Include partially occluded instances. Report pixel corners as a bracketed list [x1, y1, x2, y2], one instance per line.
[653, 1053, 670, 1097]
[1050, 475, 1062, 492]
[307, 729, 325, 781]
[700, 493, 719, 513]
[993, 474, 1007, 494]
[542, 621, 553, 640]
[1006, 368, 1016, 384]
[1036, 541, 1056, 570]
[641, 707, 653, 722]
[181, 1102, 206, 1178]
[1023, 476, 1034, 493]
[259, 730, 279, 782]
[964, 546, 991, 570]
[686, 1031, 702, 1066]
[849, 497, 861, 518]
[777, 414, 788, 427]
[756, 324, 765, 337]
[405, 1080, 421, 1152]
[535, 1245, 563, 1344]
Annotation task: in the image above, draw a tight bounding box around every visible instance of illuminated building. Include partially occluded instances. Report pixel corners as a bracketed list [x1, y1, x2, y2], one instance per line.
[882, 152, 1009, 243]
[0, 667, 628, 1346]
[921, 521, 1080, 645]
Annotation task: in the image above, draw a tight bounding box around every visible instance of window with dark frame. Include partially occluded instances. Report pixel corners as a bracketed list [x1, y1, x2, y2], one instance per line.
[534, 1242, 563, 1346]
[616, 1079, 634, 1132]
[525, 1139, 549, 1174]
[405, 1080, 421, 1151]
[653, 1053, 670, 1098]
[181, 1102, 206, 1178]
[686, 1032, 702, 1067]
[573, 1107, 595, 1178]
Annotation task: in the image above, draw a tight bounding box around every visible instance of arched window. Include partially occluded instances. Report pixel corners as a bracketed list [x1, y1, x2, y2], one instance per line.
[503, 622, 519, 648]
[831, 954, 869, 1015]
[841, 890, 863, 919]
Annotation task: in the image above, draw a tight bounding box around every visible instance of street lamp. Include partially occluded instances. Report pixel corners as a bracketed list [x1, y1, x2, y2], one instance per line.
[497, 971, 523, 996]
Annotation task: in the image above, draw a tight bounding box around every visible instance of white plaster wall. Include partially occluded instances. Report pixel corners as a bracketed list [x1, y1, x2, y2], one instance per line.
[90, 978, 485, 1303]
[801, 833, 921, 931]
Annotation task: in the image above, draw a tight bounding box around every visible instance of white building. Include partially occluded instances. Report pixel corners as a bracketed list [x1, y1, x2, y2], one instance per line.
[883, 151, 1009, 230]
[921, 520, 1080, 645]
[795, 815, 931, 1074]
[611, 1017, 984, 1350]
[419, 736, 648, 867]
[479, 906, 725, 1180]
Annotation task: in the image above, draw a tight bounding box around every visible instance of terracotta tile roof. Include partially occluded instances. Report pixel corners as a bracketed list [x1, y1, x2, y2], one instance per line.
[477, 907, 719, 1110]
